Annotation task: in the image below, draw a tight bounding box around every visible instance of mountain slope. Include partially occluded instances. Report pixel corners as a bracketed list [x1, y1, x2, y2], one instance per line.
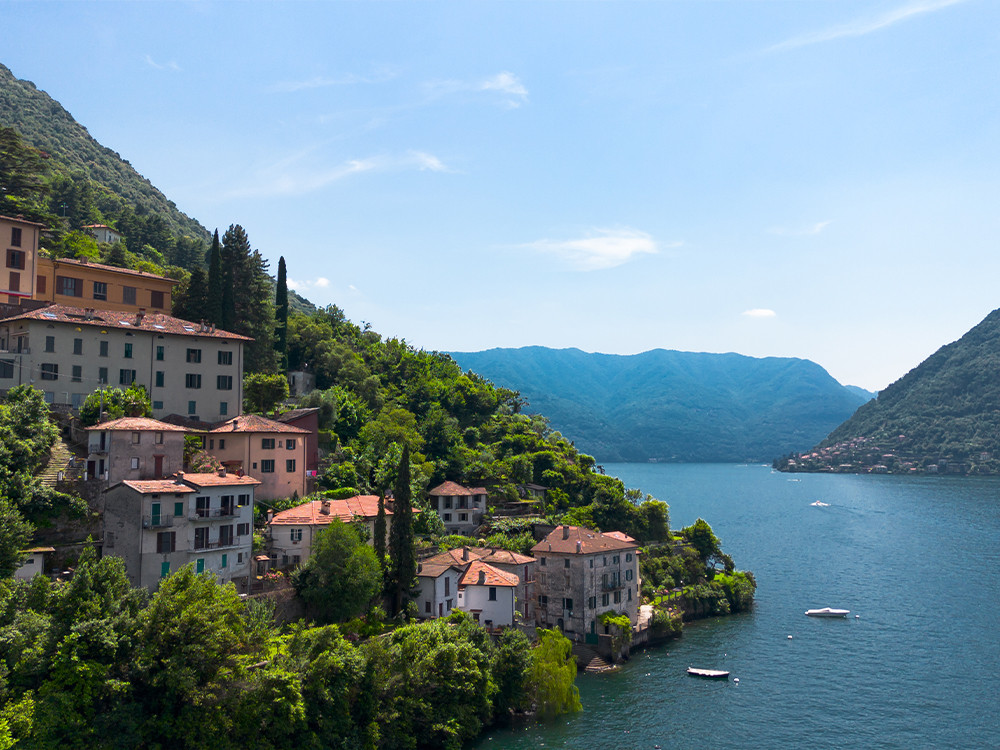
[448, 347, 870, 462]
[783, 307, 1000, 474]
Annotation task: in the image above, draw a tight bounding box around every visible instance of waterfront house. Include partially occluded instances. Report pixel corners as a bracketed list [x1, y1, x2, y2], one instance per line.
[102, 470, 258, 591]
[531, 524, 640, 641]
[457, 559, 519, 628]
[416, 560, 464, 619]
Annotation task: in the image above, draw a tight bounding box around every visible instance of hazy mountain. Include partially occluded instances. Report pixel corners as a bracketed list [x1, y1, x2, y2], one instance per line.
[448, 347, 872, 463]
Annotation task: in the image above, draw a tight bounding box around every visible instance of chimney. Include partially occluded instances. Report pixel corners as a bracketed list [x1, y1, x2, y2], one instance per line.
[217, 467, 226, 477]
[320, 500, 331, 515]
[576, 540, 582, 554]
[562, 525, 570, 540]
[135, 310, 145, 326]
[478, 570, 486, 585]
[462, 547, 469, 561]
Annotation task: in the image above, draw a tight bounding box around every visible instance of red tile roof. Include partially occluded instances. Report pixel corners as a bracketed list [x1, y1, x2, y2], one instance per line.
[268, 496, 392, 526]
[428, 481, 480, 496]
[416, 561, 463, 579]
[0, 214, 46, 228]
[208, 414, 310, 434]
[48, 257, 175, 283]
[459, 560, 519, 588]
[423, 547, 491, 567]
[603, 531, 638, 544]
[177, 471, 261, 488]
[531, 525, 639, 555]
[86, 417, 189, 432]
[480, 549, 536, 565]
[120, 479, 196, 494]
[275, 408, 320, 423]
[0, 304, 251, 341]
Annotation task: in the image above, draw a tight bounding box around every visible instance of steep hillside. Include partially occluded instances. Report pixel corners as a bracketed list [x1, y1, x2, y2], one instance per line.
[448, 347, 870, 463]
[780, 307, 1000, 474]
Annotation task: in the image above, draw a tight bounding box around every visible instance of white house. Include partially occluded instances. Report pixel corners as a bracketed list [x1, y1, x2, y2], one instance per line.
[427, 481, 487, 535]
[416, 561, 464, 620]
[14, 546, 54, 580]
[457, 559, 519, 628]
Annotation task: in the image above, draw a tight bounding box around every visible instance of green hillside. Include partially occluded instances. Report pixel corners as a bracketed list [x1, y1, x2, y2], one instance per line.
[778, 307, 1000, 474]
[448, 347, 871, 463]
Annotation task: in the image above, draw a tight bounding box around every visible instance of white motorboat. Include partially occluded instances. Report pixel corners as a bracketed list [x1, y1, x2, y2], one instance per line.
[687, 667, 730, 679]
[805, 607, 850, 617]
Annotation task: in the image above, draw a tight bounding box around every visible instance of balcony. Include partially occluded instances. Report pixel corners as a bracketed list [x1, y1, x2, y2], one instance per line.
[193, 534, 248, 551]
[189, 507, 239, 521]
[601, 578, 623, 591]
[143, 514, 174, 529]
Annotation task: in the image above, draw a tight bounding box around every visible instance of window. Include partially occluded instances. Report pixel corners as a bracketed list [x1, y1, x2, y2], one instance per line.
[185, 373, 201, 389]
[93, 281, 107, 301]
[613, 555, 619, 564]
[156, 345, 164, 361]
[155, 431, 163, 444]
[614, 591, 621, 604]
[131, 431, 140, 444]
[218, 350, 232, 365]
[564, 558, 570, 568]
[602, 593, 609, 606]
[219, 401, 228, 416]
[626, 553, 632, 562]
[98, 367, 108, 384]
[425, 601, 431, 613]
[588, 596, 597, 609]
[160, 561, 170, 578]
[285, 459, 296, 473]
[57, 276, 82, 297]
[196, 558, 205, 574]
[150, 290, 164, 308]
[99, 340, 108, 357]
[290, 528, 302, 542]
[286, 439, 296, 450]
[124, 343, 133, 359]
[216, 375, 232, 390]
[540, 557, 546, 567]
[119, 369, 136, 385]
[195, 528, 209, 550]
[261, 438, 275, 449]
[443, 513, 452, 522]
[122, 286, 136, 305]
[196, 496, 210, 518]
[625, 569, 633, 581]
[6, 249, 24, 269]
[36, 274, 46, 294]
[186, 348, 202, 363]
[489, 586, 497, 601]
[219, 525, 234, 546]
[589, 558, 594, 568]
[628, 588, 632, 601]
[0, 360, 13, 378]
[564, 598, 574, 611]
[155, 371, 164, 388]
[220, 553, 228, 569]
[7, 271, 18, 292]
[71, 393, 85, 408]
[130, 457, 140, 470]
[261, 459, 275, 473]
[153, 400, 163, 410]
[209, 439, 214, 450]
[459, 512, 467, 522]
[44, 335, 54, 352]
[174, 501, 184, 517]
[73, 338, 83, 355]
[237, 522, 250, 536]
[71, 365, 81, 382]
[40, 363, 58, 380]
[187, 401, 197, 415]
[10, 227, 21, 247]
[156, 531, 176, 553]
[237, 493, 249, 506]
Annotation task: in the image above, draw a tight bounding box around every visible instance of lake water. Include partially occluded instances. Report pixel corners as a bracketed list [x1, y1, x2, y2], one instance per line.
[474, 463, 1000, 749]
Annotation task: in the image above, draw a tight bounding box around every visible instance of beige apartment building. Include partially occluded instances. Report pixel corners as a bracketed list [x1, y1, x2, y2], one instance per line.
[85, 416, 188, 484]
[1, 215, 45, 304]
[0, 304, 248, 422]
[35, 257, 176, 314]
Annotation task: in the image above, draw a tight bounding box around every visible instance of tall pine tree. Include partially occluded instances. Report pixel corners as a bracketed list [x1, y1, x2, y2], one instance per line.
[274, 256, 289, 371]
[219, 224, 276, 373]
[206, 229, 223, 326]
[387, 444, 415, 617]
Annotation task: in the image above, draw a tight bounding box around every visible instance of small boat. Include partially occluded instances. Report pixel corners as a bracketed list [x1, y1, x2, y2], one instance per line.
[687, 667, 730, 679]
[810, 501, 830, 507]
[805, 607, 850, 617]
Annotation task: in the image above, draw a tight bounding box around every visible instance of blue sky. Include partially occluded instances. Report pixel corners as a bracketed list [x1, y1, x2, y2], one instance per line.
[3, 0, 997, 391]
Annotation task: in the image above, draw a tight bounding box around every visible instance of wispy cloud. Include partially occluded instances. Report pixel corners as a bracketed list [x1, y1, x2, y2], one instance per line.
[769, 220, 832, 236]
[223, 149, 452, 199]
[144, 54, 180, 72]
[425, 71, 529, 108]
[268, 67, 398, 93]
[288, 277, 330, 292]
[768, 0, 966, 52]
[523, 228, 659, 271]
[742, 309, 777, 319]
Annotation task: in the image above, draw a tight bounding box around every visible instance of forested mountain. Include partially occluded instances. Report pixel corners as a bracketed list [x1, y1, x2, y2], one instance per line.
[448, 347, 872, 463]
[778, 307, 1000, 474]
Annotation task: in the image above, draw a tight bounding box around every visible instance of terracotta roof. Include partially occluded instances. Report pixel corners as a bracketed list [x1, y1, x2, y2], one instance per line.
[275, 408, 320, 423]
[417, 561, 462, 579]
[428, 480, 478, 496]
[603, 531, 638, 544]
[268, 495, 393, 526]
[120, 479, 196, 494]
[81, 224, 117, 231]
[0, 214, 46, 228]
[86, 416, 189, 432]
[177, 471, 261, 488]
[47, 256, 176, 283]
[459, 560, 519, 588]
[531, 525, 639, 555]
[161, 414, 216, 431]
[423, 547, 491, 567]
[21, 547, 56, 554]
[208, 414, 310, 434]
[469, 487, 488, 495]
[0, 304, 251, 341]
[480, 549, 536, 565]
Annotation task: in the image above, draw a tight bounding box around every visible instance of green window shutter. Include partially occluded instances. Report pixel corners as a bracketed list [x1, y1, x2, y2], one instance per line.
[221, 554, 228, 569]
[174, 501, 184, 517]
[160, 561, 170, 578]
[196, 559, 205, 574]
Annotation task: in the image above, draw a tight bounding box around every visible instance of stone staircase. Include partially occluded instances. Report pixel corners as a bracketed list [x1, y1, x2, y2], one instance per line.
[572, 643, 615, 673]
[38, 437, 76, 488]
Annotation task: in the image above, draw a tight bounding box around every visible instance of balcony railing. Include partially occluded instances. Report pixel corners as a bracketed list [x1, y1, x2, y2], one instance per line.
[193, 534, 248, 551]
[601, 578, 623, 591]
[190, 507, 239, 520]
[143, 514, 174, 529]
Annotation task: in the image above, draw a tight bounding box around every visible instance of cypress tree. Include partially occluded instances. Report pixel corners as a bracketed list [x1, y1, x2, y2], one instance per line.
[206, 229, 223, 325]
[373, 491, 387, 575]
[274, 256, 289, 371]
[387, 444, 415, 617]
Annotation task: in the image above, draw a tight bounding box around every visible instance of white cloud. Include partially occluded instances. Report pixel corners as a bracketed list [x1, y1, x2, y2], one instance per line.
[769, 220, 832, 236]
[742, 308, 777, 318]
[408, 150, 451, 172]
[425, 71, 529, 108]
[315, 278, 330, 288]
[769, 0, 966, 52]
[268, 67, 398, 93]
[144, 54, 180, 72]
[524, 228, 659, 271]
[288, 277, 331, 292]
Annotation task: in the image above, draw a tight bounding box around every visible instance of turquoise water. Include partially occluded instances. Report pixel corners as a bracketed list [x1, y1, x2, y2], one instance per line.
[474, 464, 1000, 749]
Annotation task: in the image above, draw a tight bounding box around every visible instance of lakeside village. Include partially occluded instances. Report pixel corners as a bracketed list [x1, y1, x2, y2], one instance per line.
[776, 435, 994, 475]
[0, 213, 755, 748]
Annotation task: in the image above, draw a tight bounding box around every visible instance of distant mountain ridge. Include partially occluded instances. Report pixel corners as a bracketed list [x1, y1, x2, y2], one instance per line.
[779, 306, 1000, 474]
[448, 347, 871, 463]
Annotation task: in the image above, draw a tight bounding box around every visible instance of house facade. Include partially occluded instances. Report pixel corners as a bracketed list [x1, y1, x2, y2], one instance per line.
[531, 525, 641, 642]
[275, 407, 320, 472]
[423, 546, 536, 623]
[203, 414, 309, 501]
[102, 471, 258, 590]
[416, 561, 463, 620]
[0, 304, 247, 420]
[427, 481, 487, 535]
[267, 495, 395, 568]
[457, 559, 519, 628]
[85, 416, 187, 484]
[81, 224, 122, 245]
[1, 215, 44, 305]
[35, 257, 175, 314]
[14, 547, 54, 580]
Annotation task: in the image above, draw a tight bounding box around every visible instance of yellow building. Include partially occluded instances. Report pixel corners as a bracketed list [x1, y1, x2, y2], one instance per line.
[35, 257, 175, 314]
